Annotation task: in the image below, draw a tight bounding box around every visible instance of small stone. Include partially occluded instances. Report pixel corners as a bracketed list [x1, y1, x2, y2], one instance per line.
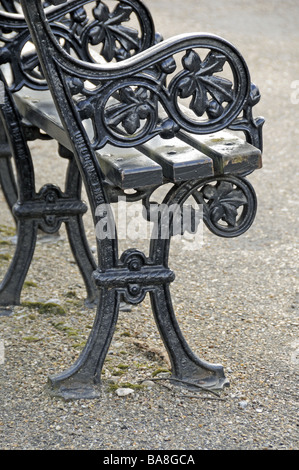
[115, 388, 135, 397]
[46, 298, 62, 306]
[142, 380, 155, 389]
[238, 400, 249, 410]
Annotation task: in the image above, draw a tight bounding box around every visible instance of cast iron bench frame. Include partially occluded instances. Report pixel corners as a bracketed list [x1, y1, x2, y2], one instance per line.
[0, 0, 264, 399]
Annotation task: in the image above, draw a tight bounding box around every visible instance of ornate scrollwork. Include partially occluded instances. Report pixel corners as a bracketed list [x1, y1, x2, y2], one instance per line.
[141, 175, 257, 240]
[0, 0, 156, 90]
[0, 1, 262, 146]
[176, 49, 234, 120]
[93, 248, 175, 305]
[196, 176, 257, 237]
[64, 36, 251, 148]
[84, 1, 144, 61]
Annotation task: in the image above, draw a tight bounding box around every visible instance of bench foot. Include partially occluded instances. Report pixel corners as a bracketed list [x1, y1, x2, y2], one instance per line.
[47, 381, 102, 400]
[47, 284, 229, 400]
[150, 286, 229, 393]
[47, 289, 119, 400]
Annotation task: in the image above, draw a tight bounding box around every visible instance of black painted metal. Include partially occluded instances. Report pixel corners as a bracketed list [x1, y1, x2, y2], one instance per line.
[0, 124, 17, 220]
[0, 0, 263, 398]
[0, 71, 97, 307]
[0, 0, 157, 307]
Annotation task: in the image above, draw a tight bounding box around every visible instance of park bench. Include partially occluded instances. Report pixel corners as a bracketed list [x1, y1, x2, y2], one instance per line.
[0, 0, 264, 399]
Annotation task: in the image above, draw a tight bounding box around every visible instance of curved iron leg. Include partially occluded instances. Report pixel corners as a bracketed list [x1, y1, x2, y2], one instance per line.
[48, 288, 120, 399]
[150, 284, 229, 391]
[0, 123, 18, 222]
[0, 156, 17, 217]
[0, 219, 38, 306]
[65, 216, 98, 308]
[63, 152, 98, 307]
[147, 181, 230, 391]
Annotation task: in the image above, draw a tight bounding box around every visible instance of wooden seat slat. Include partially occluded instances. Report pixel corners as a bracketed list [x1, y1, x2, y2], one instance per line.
[177, 130, 262, 175]
[14, 88, 261, 190]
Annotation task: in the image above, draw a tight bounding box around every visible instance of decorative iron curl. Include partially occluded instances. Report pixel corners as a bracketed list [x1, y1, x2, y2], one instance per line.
[193, 175, 257, 238]
[0, 0, 156, 91]
[62, 35, 251, 148]
[142, 175, 257, 241]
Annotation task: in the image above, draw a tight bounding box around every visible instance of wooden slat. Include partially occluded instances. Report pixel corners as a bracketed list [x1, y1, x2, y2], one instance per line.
[13, 88, 262, 190]
[14, 88, 71, 151]
[157, 105, 262, 175]
[177, 130, 262, 175]
[96, 145, 163, 189]
[14, 89, 163, 189]
[137, 135, 214, 182]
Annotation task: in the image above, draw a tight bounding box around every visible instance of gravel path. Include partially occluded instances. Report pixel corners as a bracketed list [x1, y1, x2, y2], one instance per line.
[0, 0, 298, 451]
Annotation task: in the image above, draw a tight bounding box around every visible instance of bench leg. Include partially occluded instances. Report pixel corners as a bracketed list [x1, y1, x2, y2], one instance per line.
[0, 200, 98, 310]
[147, 175, 257, 390]
[0, 75, 99, 308]
[0, 219, 38, 307]
[0, 156, 17, 218]
[47, 180, 232, 399]
[150, 285, 228, 391]
[47, 266, 228, 399]
[0, 79, 38, 308]
[0, 122, 18, 221]
[63, 155, 98, 307]
[48, 288, 120, 399]
[0, 148, 98, 309]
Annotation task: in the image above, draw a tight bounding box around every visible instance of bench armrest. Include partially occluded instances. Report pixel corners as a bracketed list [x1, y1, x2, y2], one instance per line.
[0, 0, 156, 90]
[18, 0, 262, 154]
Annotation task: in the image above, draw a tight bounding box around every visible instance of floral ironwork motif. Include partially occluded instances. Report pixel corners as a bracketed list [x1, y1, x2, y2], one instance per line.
[63, 36, 254, 148]
[0, 0, 155, 90]
[105, 86, 156, 135]
[201, 180, 247, 227]
[193, 176, 257, 237]
[177, 50, 234, 119]
[88, 1, 141, 61]
[72, 42, 245, 147]
[139, 176, 257, 240]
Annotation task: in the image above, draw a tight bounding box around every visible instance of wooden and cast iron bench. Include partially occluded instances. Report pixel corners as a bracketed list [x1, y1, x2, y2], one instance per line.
[0, 0, 264, 399]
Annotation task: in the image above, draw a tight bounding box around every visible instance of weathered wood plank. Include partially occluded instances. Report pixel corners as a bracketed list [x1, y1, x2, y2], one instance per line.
[14, 89, 163, 188]
[178, 130, 262, 175]
[137, 136, 214, 182]
[96, 145, 163, 189]
[14, 88, 262, 190]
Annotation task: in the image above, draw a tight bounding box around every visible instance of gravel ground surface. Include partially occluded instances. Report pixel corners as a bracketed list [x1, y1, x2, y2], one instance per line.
[0, 0, 298, 452]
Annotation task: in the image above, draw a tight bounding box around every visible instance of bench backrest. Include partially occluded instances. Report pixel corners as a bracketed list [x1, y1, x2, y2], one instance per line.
[0, 1, 264, 151]
[0, 0, 156, 92]
[19, 1, 254, 143]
